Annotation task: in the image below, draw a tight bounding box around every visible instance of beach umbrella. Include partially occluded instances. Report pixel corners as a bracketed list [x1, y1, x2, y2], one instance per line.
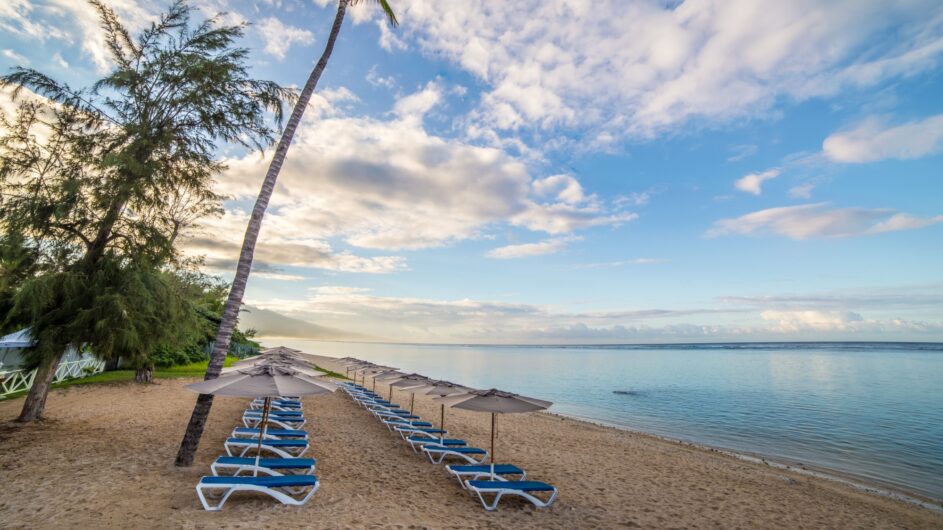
[412, 380, 471, 442]
[185, 364, 337, 475]
[355, 366, 398, 391]
[436, 388, 551, 478]
[387, 374, 431, 409]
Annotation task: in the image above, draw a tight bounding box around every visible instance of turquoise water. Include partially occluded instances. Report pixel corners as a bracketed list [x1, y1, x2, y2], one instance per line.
[265, 339, 943, 501]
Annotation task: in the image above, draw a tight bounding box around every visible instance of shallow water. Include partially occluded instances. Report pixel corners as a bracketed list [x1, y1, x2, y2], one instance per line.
[264, 339, 943, 501]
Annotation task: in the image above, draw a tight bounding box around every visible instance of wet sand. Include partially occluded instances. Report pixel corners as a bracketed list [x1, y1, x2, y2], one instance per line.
[0, 358, 940, 529]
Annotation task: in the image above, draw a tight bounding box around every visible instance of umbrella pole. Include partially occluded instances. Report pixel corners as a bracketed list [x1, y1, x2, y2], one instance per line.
[389, 384, 393, 401]
[490, 412, 496, 479]
[410, 393, 414, 414]
[255, 396, 271, 477]
[440, 403, 445, 443]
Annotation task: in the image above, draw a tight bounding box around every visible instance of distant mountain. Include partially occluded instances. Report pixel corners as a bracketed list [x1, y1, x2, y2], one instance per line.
[239, 306, 370, 340]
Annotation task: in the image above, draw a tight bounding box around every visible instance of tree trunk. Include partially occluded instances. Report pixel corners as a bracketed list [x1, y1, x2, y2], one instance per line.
[174, 0, 350, 467]
[17, 353, 62, 422]
[134, 365, 153, 384]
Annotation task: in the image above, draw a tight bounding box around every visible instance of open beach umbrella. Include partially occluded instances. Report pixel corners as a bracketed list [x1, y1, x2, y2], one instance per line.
[436, 388, 552, 478]
[387, 374, 431, 410]
[356, 366, 398, 391]
[412, 380, 471, 442]
[340, 359, 368, 379]
[185, 364, 337, 475]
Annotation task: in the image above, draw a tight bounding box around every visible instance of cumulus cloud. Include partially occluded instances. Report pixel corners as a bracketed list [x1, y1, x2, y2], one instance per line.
[734, 169, 780, 195]
[206, 84, 632, 259]
[256, 17, 314, 60]
[822, 114, 943, 163]
[183, 210, 408, 275]
[706, 203, 943, 239]
[391, 0, 943, 146]
[486, 236, 580, 259]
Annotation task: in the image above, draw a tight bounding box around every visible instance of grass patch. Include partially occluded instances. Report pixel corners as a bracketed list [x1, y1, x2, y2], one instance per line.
[313, 365, 348, 379]
[0, 356, 240, 401]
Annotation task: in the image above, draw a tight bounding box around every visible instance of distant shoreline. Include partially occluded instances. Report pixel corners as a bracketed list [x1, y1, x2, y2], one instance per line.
[260, 336, 943, 350]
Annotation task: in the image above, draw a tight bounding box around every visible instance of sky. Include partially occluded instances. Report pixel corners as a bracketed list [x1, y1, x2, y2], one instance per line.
[1, 0, 942, 343]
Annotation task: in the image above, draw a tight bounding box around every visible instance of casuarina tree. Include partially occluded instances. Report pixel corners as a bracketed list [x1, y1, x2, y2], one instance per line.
[0, 0, 290, 421]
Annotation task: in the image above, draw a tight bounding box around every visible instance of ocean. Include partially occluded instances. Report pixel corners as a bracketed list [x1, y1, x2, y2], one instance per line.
[261, 339, 943, 502]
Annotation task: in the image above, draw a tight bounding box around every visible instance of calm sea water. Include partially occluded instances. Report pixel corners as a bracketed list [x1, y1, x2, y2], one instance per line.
[263, 339, 943, 501]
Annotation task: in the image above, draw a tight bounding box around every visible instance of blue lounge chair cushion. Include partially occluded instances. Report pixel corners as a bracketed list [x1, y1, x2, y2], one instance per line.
[424, 446, 486, 454]
[400, 427, 444, 433]
[245, 410, 303, 416]
[447, 464, 524, 475]
[226, 438, 307, 447]
[407, 437, 465, 446]
[200, 475, 318, 487]
[233, 428, 307, 437]
[467, 480, 555, 492]
[215, 457, 315, 469]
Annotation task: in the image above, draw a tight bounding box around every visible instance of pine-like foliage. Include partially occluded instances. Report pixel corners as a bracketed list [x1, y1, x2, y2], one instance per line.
[0, 1, 289, 410]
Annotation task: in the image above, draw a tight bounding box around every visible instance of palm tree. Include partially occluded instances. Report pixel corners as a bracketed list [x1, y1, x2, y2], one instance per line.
[174, 0, 398, 466]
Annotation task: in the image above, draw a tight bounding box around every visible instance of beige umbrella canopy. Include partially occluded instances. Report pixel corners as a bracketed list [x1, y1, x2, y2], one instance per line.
[185, 363, 337, 397]
[185, 364, 337, 476]
[437, 388, 552, 478]
[387, 374, 431, 410]
[411, 380, 472, 442]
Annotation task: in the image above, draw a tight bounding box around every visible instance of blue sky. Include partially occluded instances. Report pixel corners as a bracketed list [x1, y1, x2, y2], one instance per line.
[2, 0, 942, 343]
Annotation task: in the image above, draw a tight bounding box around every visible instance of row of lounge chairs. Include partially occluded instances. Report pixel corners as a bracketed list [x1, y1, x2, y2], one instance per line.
[341, 382, 558, 511]
[195, 397, 321, 511]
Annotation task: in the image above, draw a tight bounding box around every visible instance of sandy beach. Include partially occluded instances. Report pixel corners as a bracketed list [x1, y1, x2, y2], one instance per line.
[0, 355, 940, 529]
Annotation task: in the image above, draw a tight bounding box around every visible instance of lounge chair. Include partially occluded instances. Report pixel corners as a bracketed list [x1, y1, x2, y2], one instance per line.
[225, 437, 309, 459]
[384, 419, 433, 432]
[406, 436, 466, 453]
[394, 426, 446, 439]
[244, 409, 303, 416]
[231, 427, 307, 439]
[243, 413, 306, 430]
[375, 411, 421, 420]
[211, 456, 316, 476]
[445, 464, 526, 486]
[249, 400, 302, 411]
[465, 480, 558, 511]
[421, 444, 488, 464]
[196, 475, 319, 511]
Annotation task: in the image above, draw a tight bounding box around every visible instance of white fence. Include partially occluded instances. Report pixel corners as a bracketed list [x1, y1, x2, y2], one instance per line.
[0, 358, 106, 399]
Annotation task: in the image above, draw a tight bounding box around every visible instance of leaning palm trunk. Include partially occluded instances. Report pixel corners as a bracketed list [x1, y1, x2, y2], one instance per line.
[17, 353, 62, 422]
[173, 0, 351, 467]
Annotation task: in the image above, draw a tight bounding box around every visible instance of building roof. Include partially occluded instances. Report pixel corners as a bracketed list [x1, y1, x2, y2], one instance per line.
[0, 329, 35, 349]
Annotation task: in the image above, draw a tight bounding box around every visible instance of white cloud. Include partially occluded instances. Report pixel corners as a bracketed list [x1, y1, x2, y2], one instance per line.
[257, 17, 314, 60]
[486, 236, 580, 259]
[789, 183, 815, 199]
[728, 144, 758, 162]
[706, 203, 943, 239]
[184, 210, 408, 275]
[393, 0, 943, 146]
[206, 84, 629, 256]
[51, 52, 68, 68]
[761, 310, 864, 332]
[247, 285, 943, 343]
[1, 48, 29, 65]
[576, 258, 667, 269]
[376, 18, 407, 52]
[392, 80, 442, 118]
[734, 169, 780, 195]
[614, 192, 651, 207]
[366, 65, 396, 89]
[822, 114, 943, 163]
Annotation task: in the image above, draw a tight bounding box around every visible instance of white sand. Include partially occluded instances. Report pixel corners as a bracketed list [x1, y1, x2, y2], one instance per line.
[0, 363, 940, 529]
